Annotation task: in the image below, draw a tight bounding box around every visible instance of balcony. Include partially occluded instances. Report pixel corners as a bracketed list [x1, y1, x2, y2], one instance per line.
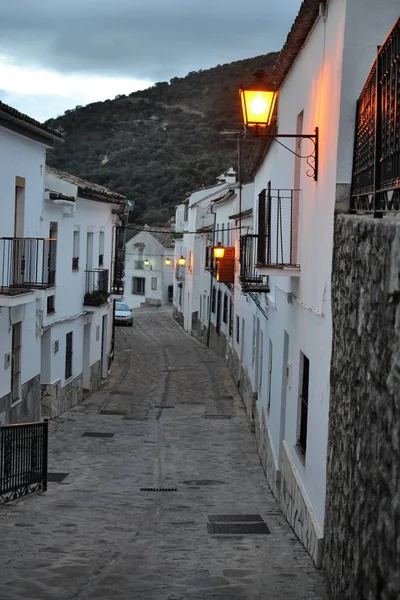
[240, 235, 270, 292]
[0, 237, 56, 304]
[84, 269, 109, 307]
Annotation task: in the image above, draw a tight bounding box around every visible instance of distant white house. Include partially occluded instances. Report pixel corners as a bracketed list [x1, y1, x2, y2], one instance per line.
[0, 102, 63, 425]
[124, 225, 175, 309]
[39, 167, 128, 418]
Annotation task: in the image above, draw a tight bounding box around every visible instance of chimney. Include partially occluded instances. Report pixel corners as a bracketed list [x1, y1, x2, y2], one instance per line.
[225, 167, 237, 185]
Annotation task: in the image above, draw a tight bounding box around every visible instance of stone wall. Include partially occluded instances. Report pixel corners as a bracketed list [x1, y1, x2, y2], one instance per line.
[90, 360, 102, 394]
[0, 375, 41, 425]
[324, 215, 400, 599]
[41, 375, 83, 419]
[254, 404, 281, 501]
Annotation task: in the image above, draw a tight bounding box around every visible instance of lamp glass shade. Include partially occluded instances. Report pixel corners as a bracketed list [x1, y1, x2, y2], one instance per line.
[178, 255, 186, 266]
[144, 259, 150, 266]
[213, 243, 225, 259]
[240, 86, 277, 128]
[165, 258, 171, 266]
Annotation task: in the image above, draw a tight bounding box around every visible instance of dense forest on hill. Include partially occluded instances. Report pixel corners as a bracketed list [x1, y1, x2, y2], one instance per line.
[46, 53, 277, 224]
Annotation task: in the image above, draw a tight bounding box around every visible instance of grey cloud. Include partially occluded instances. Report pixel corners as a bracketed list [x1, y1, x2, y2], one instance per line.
[1, 0, 301, 81]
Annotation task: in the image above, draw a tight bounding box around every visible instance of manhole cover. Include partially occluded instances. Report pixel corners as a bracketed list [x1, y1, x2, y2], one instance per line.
[204, 415, 231, 420]
[208, 514, 263, 522]
[99, 410, 126, 416]
[82, 432, 115, 438]
[207, 522, 270, 535]
[140, 488, 178, 492]
[47, 472, 69, 483]
[183, 480, 225, 486]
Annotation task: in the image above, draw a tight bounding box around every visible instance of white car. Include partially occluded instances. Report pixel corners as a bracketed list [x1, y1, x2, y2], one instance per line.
[114, 301, 133, 326]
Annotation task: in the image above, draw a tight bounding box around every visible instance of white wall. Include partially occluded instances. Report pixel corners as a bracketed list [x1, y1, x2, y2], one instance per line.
[124, 231, 174, 309]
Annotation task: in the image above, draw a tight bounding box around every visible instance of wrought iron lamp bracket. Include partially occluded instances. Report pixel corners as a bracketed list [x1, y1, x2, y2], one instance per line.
[254, 127, 319, 181]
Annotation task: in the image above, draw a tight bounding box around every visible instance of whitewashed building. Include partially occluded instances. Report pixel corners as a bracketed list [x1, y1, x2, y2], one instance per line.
[173, 0, 400, 568]
[0, 103, 63, 425]
[124, 226, 175, 309]
[39, 168, 127, 418]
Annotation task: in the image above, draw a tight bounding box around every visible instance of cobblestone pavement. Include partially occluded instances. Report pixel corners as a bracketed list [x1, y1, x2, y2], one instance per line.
[0, 308, 327, 600]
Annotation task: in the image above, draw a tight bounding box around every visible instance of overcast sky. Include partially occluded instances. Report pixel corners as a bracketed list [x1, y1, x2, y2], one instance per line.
[0, 0, 301, 122]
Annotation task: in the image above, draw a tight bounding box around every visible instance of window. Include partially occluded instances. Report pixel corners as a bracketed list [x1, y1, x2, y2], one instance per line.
[211, 287, 216, 313]
[132, 277, 145, 295]
[216, 290, 222, 334]
[151, 277, 157, 291]
[223, 293, 228, 324]
[73, 225, 80, 270]
[86, 232, 93, 270]
[135, 247, 144, 270]
[99, 231, 105, 267]
[236, 315, 240, 343]
[11, 322, 22, 404]
[297, 352, 310, 458]
[184, 202, 189, 222]
[65, 332, 73, 380]
[47, 295, 55, 314]
[267, 340, 273, 413]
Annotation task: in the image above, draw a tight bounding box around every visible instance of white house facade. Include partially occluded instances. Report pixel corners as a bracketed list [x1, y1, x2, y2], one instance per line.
[124, 226, 175, 309]
[0, 103, 63, 425]
[172, 0, 400, 568]
[39, 168, 127, 418]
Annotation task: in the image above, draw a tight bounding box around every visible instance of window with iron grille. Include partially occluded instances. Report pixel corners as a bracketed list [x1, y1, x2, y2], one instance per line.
[47, 295, 55, 314]
[297, 353, 309, 458]
[211, 287, 216, 313]
[223, 293, 228, 324]
[151, 277, 157, 290]
[132, 277, 145, 295]
[65, 332, 73, 380]
[216, 290, 222, 334]
[72, 230, 80, 271]
[11, 322, 21, 404]
[236, 315, 240, 343]
[267, 340, 273, 413]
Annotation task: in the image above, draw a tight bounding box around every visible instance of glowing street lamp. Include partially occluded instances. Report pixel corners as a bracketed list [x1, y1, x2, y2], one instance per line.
[213, 242, 225, 259]
[165, 257, 171, 266]
[144, 259, 150, 267]
[239, 69, 278, 130]
[178, 255, 186, 267]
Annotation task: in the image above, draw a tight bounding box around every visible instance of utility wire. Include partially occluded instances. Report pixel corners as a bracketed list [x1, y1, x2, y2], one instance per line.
[124, 224, 250, 235]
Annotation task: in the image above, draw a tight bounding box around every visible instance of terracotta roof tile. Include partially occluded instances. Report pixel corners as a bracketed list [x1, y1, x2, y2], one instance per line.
[46, 167, 126, 203]
[0, 101, 64, 140]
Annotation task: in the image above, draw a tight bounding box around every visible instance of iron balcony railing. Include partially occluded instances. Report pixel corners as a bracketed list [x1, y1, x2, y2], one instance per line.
[111, 226, 125, 295]
[0, 421, 48, 503]
[0, 237, 56, 295]
[351, 17, 400, 214]
[84, 268, 109, 306]
[240, 235, 269, 292]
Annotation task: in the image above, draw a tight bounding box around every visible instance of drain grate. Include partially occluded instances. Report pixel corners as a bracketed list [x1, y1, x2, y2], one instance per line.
[208, 514, 263, 523]
[82, 432, 115, 438]
[47, 472, 69, 483]
[207, 522, 270, 535]
[183, 480, 225, 486]
[99, 410, 126, 416]
[204, 415, 231, 420]
[140, 487, 178, 492]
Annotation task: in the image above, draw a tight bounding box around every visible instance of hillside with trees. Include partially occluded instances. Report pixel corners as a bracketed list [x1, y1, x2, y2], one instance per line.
[46, 53, 277, 224]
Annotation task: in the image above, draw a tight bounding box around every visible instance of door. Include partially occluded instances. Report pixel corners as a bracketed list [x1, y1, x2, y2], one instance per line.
[82, 323, 91, 391]
[101, 314, 108, 378]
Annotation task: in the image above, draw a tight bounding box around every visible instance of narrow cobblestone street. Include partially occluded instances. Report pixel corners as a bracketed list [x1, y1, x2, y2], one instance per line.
[0, 308, 327, 600]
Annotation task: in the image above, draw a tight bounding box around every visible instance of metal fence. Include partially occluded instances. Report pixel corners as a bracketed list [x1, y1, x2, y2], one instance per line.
[0, 237, 56, 295]
[239, 235, 269, 292]
[351, 17, 400, 214]
[0, 421, 48, 503]
[84, 269, 110, 306]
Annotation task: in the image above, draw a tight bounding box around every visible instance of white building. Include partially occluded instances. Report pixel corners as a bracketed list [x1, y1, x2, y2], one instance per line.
[124, 225, 175, 309]
[39, 168, 127, 418]
[173, 0, 400, 568]
[0, 102, 63, 425]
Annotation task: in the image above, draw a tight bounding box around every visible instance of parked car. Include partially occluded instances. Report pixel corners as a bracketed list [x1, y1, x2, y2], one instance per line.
[114, 301, 133, 326]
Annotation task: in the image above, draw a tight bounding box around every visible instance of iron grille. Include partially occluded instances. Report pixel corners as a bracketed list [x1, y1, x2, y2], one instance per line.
[205, 246, 217, 272]
[351, 18, 400, 213]
[84, 269, 109, 306]
[0, 237, 56, 295]
[111, 226, 125, 294]
[0, 421, 48, 503]
[239, 235, 269, 292]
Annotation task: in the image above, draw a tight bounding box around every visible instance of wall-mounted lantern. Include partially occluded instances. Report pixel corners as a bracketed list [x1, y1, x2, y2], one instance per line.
[144, 259, 150, 267]
[213, 242, 225, 259]
[178, 255, 186, 267]
[239, 69, 319, 181]
[165, 257, 171, 266]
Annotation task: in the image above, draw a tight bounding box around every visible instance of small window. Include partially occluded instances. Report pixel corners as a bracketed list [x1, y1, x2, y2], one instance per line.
[99, 231, 105, 267]
[151, 277, 157, 291]
[211, 287, 216, 313]
[223, 293, 228, 324]
[72, 230, 80, 270]
[47, 295, 55, 314]
[184, 202, 189, 222]
[297, 352, 310, 458]
[65, 332, 73, 380]
[267, 340, 273, 413]
[132, 277, 145, 295]
[236, 315, 240, 343]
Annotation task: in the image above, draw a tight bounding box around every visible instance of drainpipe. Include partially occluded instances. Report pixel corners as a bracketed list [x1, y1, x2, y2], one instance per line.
[206, 206, 217, 348]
